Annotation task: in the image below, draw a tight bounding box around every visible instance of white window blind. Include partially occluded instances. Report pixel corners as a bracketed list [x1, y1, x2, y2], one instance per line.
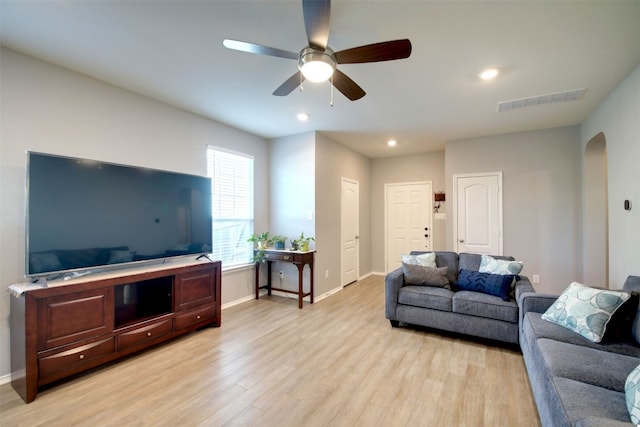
[207, 146, 254, 267]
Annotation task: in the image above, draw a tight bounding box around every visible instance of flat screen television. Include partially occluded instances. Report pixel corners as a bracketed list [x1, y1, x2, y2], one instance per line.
[26, 152, 213, 278]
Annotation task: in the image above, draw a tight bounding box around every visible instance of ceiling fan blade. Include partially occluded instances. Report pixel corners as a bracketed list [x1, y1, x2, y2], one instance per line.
[332, 69, 366, 101]
[223, 39, 298, 60]
[335, 39, 412, 64]
[273, 72, 305, 96]
[302, 0, 331, 50]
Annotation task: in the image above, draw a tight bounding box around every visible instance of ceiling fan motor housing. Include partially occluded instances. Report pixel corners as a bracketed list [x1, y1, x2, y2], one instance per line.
[298, 47, 336, 82]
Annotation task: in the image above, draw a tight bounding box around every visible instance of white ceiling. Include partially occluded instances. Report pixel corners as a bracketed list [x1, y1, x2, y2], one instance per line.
[2, 0, 639, 158]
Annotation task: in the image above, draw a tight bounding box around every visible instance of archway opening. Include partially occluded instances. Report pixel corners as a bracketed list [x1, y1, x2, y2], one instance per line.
[583, 132, 608, 287]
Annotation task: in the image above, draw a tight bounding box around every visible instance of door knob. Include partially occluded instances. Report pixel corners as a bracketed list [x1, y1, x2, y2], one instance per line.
[355, 235, 360, 239]
[459, 239, 465, 243]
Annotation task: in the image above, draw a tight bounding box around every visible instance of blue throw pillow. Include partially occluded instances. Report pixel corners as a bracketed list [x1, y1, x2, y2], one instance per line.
[455, 269, 514, 301]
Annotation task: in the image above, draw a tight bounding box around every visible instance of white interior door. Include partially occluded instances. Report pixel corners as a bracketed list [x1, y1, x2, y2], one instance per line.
[385, 182, 432, 272]
[453, 173, 503, 255]
[341, 178, 359, 286]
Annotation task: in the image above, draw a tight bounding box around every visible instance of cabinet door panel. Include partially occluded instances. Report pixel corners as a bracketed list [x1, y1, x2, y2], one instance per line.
[37, 288, 114, 350]
[175, 270, 215, 311]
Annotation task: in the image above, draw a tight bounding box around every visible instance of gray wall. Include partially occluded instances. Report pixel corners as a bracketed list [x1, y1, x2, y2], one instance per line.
[445, 127, 583, 294]
[371, 152, 446, 273]
[315, 132, 372, 288]
[581, 64, 640, 289]
[0, 47, 270, 379]
[267, 132, 316, 294]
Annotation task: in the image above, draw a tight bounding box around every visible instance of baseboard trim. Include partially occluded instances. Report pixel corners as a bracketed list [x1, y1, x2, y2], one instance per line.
[0, 373, 11, 386]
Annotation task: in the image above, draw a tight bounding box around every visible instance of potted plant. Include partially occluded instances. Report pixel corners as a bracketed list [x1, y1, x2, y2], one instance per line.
[294, 232, 314, 252]
[248, 231, 270, 263]
[248, 231, 270, 249]
[270, 235, 287, 250]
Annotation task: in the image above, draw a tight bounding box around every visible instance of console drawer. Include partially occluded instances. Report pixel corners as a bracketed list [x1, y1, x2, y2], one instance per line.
[117, 319, 172, 351]
[39, 337, 115, 381]
[174, 305, 215, 330]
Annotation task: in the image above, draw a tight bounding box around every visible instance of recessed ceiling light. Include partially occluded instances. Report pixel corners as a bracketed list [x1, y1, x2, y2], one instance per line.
[387, 139, 397, 147]
[296, 112, 310, 122]
[479, 68, 499, 81]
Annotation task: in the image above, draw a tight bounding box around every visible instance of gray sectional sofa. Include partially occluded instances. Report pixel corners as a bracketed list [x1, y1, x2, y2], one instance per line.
[519, 275, 640, 427]
[385, 251, 533, 345]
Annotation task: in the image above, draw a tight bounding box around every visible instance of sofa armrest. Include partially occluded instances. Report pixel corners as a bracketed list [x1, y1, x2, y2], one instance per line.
[518, 291, 559, 333]
[385, 267, 405, 320]
[514, 276, 535, 302]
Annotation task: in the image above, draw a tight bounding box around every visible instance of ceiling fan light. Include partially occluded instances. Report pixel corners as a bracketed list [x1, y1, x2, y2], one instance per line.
[299, 48, 336, 82]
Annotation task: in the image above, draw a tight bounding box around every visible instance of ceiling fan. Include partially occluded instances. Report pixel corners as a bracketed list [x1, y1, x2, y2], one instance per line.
[223, 0, 412, 101]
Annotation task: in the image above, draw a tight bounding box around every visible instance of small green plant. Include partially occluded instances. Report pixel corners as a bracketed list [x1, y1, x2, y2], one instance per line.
[248, 231, 270, 263]
[270, 235, 287, 250]
[248, 232, 270, 249]
[293, 232, 314, 251]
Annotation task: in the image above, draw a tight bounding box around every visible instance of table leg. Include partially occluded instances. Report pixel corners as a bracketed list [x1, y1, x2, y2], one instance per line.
[297, 263, 304, 309]
[309, 262, 314, 304]
[255, 263, 260, 300]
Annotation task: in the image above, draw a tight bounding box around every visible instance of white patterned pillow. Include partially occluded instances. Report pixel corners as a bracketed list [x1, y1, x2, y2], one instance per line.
[626, 364, 640, 424]
[542, 282, 631, 343]
[401, 252, 436, 268]
[479, 254, 523, 275]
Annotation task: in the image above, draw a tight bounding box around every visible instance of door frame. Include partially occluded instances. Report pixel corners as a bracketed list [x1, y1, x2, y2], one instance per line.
[452, 172, 503, 255]
[384, 181, 433, 273]
[341, 177, 359, 286]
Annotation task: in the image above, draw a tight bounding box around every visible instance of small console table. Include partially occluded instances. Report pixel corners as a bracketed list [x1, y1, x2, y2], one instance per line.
[254, 249, 315, 309]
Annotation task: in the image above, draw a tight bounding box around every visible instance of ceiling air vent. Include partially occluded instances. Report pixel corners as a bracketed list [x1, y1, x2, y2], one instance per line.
[498, 88, 586, 112]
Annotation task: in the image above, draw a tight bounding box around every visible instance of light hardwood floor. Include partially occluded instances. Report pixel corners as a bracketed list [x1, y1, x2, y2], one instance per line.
[1, 274, 540, 426]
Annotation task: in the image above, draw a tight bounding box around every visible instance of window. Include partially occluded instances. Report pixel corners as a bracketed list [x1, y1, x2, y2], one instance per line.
[207, 146, 254, 267]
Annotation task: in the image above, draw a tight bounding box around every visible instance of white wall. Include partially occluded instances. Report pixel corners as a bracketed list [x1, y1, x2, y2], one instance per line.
[445, 127, 582, 294]
[0, 47, 269, 378]
[581, 64, 640, 288]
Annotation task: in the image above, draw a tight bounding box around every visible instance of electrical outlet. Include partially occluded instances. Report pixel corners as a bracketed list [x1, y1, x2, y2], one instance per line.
[532, 274, 540, 284]
[279, 271, 284, 279]
[325, 270, 329, 279]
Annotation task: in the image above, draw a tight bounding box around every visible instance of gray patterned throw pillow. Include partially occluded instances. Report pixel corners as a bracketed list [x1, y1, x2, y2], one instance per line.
[542, 282, 631, 343]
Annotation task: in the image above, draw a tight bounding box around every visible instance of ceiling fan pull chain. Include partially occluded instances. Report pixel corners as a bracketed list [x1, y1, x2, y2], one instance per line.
[330, 76, 334, 107]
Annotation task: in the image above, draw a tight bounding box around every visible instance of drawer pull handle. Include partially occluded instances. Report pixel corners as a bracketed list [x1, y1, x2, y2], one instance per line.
[265, 254, 270, 258]
[147, 332, 152, 337]
[196, 315, 201, 320]
[284, 256, 290, 261]
[79, 354, 85, 360]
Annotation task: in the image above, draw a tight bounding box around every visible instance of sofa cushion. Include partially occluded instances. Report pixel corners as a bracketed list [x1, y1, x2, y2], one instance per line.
[452, 290, 518, 323]
[479, 254, 524, 275]
[458, 252, 514, 272]
[398, 285, 453, 311]
[402, 264, 450, 288]
[455, 269, 514, 301]
[523, 312, 640, 357]
[553, 377, 631, 425]
[625, 364, 640, 424]
[402, 252, 436, 267]
[537, 338, 640, 392]
[411, 251, 459, 286]
[542, 282, 631, 343]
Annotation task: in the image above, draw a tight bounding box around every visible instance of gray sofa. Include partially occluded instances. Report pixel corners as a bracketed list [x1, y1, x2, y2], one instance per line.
[385, 251, 533, 345]
[519, 275, 640, 427]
